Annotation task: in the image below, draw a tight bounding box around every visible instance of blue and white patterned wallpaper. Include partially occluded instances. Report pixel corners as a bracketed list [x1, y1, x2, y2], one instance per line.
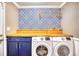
[18, 8, 61, 29]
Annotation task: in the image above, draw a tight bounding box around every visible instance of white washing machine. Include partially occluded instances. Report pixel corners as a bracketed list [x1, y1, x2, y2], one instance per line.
[32, 37, 53, 56]
[50, 37, 73, 56]
[73, 37, 79, 56]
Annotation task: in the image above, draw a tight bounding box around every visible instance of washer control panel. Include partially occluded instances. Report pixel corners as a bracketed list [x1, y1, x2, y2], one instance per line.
[32, 37, 51, 41]
[32, 37, 45, 41]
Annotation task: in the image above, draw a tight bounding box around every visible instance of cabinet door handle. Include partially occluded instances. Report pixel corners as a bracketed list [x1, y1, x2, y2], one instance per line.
[16, 43, 18, 48]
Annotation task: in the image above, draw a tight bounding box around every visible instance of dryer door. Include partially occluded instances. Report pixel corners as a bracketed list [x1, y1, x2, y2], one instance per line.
[54, 42, 73, 56]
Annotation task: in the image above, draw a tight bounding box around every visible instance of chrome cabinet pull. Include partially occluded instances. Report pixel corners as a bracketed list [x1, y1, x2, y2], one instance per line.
[16, 43, 18, 48]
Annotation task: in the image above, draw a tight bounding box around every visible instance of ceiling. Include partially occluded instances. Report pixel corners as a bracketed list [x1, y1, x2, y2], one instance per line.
[13, 2, 66, 8]
[16, 2, 63, 6]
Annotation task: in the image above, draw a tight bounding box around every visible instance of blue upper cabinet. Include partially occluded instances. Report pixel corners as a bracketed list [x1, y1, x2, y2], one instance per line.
[19, 8, 61, 30]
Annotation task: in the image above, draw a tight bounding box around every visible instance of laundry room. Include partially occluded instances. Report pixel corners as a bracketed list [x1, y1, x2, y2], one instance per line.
[5, 2, 79, 56]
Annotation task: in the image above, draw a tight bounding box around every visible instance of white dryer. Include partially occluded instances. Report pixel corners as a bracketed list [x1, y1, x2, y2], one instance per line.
[32, 37, 53, 56]
[73, 37, 79, 56]
[50, 37, 73, 56]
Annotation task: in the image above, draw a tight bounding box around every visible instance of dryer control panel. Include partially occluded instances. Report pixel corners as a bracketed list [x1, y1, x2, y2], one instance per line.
[50, 37, 66, 41]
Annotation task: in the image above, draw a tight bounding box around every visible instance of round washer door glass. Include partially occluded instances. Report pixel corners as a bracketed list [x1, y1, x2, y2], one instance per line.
[57, 45, 70, 56]
[36, 45, 48, 56]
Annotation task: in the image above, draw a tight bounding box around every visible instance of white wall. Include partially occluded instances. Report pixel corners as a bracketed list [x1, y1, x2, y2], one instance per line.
[5, 2, 18, 34]
[61, 2, 79, 38]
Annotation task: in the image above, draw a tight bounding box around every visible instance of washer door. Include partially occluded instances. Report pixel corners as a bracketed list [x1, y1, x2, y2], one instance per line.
[33, 42, 52, 56]
[36, 45, 48, 56]
[54, 42, 73, 56]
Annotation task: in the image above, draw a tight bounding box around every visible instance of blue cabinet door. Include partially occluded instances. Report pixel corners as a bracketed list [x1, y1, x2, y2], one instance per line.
[19, 41, 31, 56]
[7, 41, 19, 56]
[7, 37, 32, 56]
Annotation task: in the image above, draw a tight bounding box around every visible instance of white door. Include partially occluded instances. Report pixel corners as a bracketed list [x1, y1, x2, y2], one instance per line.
[0, 3, 3, 35]
[0, 41, 4, 56]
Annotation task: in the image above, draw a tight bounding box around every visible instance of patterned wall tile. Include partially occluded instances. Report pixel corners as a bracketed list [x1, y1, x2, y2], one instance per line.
[18, 8, 61, 29]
